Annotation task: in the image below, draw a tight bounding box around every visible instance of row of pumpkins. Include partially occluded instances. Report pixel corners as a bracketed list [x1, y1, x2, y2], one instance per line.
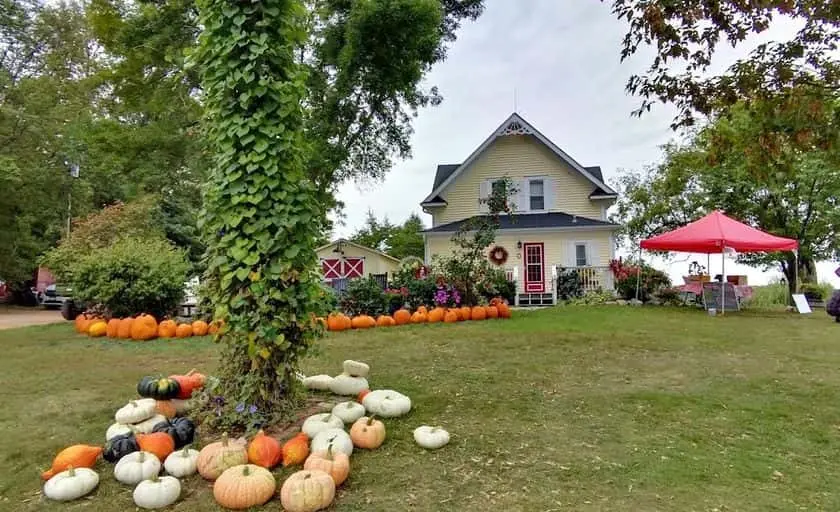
[325, 299, 512, 332]
[40, 360, 449, 511]
[74, 313, 221, 340]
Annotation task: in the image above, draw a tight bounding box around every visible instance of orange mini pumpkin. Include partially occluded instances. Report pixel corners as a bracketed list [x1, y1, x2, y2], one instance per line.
[282, 433, 310, 467]
[304, 445, 350, 486]
[393, 309, 411, 325]
[106, 318, 121, 337]
[376, 315, 395, 327]
[117, 317, 134, 338]
[443, 310, 459, 323]
[427, 307, 445, 323]
[349, 416, 386, 450]
[192, 320, 209, 336]
[175, 323, 193, 338]
[459, 306, 472, 321]
[157, 319, 177, 338]
[136, 432, 175, 462]
[248, 430, 283, 469]
[131, 314, 158, 341]
[417, 305, 428, 315]
[410, 311, 427, 324]
[351, 315, 375, 329]
[155, 400, 177, 419]
[486, 305, 499, 319]
[74, 314, 94, 334]
[471, 306, 486, 321]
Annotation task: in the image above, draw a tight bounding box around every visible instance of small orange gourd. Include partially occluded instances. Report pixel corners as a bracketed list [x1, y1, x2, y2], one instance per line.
[376, 315, 395, 327]
[410, 311, 427, 324]
[131, 314, 158, 341]
[282, 433, 310, 467]
[304, 444, 350, 486]
[349, 416, 386, 450]
[443, 310, 459, 323]
[41, 444, 103, 480]
[486, 305, 499, 319]
[248, 430, 282, 469]
[155, 400, 177, 419]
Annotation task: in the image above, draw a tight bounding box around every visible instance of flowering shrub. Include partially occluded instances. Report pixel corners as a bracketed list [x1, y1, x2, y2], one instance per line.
[340, 277, 387, 316]
[610, 258, 671, 302]
[434, 284, 461, 308]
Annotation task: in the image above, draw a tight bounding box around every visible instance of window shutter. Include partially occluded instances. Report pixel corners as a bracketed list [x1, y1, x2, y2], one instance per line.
[516, 179, 528, 212]
[543, 178, 555, 211]
[565, 242, 576, 268]
[587, 242, 598, 267]
[479, 180, 490, 213]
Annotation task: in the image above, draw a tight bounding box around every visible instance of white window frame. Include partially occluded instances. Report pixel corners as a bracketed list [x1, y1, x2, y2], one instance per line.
[528, 178, 546, 212]
[574, 242, 589, 267]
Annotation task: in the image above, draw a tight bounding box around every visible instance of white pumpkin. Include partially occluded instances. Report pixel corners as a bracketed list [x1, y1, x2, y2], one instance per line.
[114, 451, 161, 485]
[302, 374, 334, 391]
[43, 467, 99, 502]
[106, 422, 134, 441]
[133, 474, 181, 509]
[311, 428, 353, 456]
[132, 414, 167, 434]
[163, 447, 199, 477]
[331, 401, 366, 424]
[329, 373, 369, 396]
[413, 426, 450, 449]
[362, 389, 412, 418]
[342, 359, 370, 378]
[302, 413, 344, 438]
[115, 399, 156, 424]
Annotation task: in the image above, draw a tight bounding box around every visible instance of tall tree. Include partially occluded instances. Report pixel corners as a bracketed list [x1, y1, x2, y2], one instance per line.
[614, 93, 840, 294]
[349, 211, 425, 259]
[196, 0, 324, 414]
[349, 210, 395, 252]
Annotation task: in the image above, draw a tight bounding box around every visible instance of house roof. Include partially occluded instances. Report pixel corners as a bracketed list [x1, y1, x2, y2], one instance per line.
[315, 238, 401, 263]
[421, 113, 617, 205]
[422, 212, 619, 233]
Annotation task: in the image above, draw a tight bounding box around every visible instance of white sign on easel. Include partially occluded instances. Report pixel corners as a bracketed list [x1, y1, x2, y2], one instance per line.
[792, 294, 812, 314]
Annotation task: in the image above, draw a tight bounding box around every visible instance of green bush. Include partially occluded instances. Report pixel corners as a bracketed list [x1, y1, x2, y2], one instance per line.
[800, 282, 830, 301]
[556, 268, 583, 301]
[70, 237, 190, 318]
[340, 277, 386, 316]
[612, 261, 671, 302]
[405, 277, 437, 309]
[568, 289, 614, 305]
[478, 268, 516, 304]
[655, 287, 684, 306]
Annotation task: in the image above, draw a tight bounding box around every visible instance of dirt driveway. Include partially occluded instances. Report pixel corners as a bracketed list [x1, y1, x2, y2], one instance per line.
[0, 307, 65, 330]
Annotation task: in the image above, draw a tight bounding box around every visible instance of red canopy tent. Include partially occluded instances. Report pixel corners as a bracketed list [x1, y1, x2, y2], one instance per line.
[639, 211, 799, 312]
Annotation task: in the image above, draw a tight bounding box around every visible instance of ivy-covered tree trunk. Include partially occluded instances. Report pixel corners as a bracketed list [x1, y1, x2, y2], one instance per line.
[195, 0, 324, 415]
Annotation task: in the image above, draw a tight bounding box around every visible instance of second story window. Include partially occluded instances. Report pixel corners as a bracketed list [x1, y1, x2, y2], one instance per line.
[529, 179, 545, 210]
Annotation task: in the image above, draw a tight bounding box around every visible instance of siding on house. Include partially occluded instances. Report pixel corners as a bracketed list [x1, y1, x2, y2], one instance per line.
[428, 135, 604, 226]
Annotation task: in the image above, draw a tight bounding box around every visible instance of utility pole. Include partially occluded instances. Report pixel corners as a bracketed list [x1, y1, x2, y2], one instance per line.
[67, 161, 79, 239]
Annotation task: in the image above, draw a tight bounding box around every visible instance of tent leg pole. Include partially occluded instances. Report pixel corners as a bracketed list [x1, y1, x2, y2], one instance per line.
[635, 246, 642, 302]
[721, 247, 725, 315]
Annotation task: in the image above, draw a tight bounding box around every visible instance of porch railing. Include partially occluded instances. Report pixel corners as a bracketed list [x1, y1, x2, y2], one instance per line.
[573, 266, 613, 293]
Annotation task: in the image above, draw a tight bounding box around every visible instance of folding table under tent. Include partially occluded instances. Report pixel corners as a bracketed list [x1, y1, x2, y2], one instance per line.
[638, 210, 799, 313]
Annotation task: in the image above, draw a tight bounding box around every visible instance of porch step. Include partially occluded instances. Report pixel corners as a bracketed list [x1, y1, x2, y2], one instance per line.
[517, 293, 554, 307]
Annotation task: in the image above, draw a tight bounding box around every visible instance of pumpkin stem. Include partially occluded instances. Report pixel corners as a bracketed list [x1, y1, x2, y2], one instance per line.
[243, 465, 250, 476]
[186, 368, 197, 376]
[130, 401, 137, 408]
[150, 473, 159, 483]
[181, 445, 191, 457]
[221, 432, 228, 447]
[67, 466, 75, 477]
[138, 452, 146, 463]
[367, 415, 376, 426]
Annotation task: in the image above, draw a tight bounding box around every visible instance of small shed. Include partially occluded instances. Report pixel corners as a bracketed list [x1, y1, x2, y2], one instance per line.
[316, 239, 400, 285]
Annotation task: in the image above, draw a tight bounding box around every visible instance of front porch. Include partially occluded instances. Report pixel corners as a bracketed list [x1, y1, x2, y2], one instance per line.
[504, 265, 614, 307]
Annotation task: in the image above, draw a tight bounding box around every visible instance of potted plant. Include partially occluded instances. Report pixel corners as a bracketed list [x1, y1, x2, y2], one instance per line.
[800, 283, 826, 308]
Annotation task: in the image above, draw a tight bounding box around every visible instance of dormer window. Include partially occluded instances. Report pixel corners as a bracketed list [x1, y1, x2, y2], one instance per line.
[529, 180, 545, 211]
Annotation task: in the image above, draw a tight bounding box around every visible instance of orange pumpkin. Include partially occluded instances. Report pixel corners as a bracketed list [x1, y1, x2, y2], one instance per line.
[357, 389, 371, 403]
[137, 432, 175, 462]
[417, 306, 428, 315]
[131, 314, 158, 341]
[443, 310, 459, 323]
[192, 320, 209, 336]
[327, 313, 346, 332]
[157, 319, 177, 338]
[155, 400, 177, 419]
[393, 309, 411, 325]
[41, 444, 103, 480]
[88, 321, 107, 337]
[342, 315, 352, 330]
[486, 305, 499, 319]
[213, 464, 277, 510]
[282, 433, 310, 467]
[175, 323, 193, 338]
[169, 368, 206, 399]
[459, 306, 472, 321]
[376, 315, 395, 327]
[427, 307, 445, 323]
[117, 317, 134, 338]
[497, 302, 511, 318]
[208, 320, 222, 334]
[304, 445, 350, 486]
[410, 311, 427, 324]
[248, 430, 283, 469]
[349, 416, 386, 450]
[351, 315, 375, 329]
[106, 318, 121, 337]
[74, 314, 94, 334]
[471, 306, 486, 321]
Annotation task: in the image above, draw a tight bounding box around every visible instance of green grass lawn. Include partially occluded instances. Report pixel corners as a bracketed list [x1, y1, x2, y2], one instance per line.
[2, 307, 840, 511]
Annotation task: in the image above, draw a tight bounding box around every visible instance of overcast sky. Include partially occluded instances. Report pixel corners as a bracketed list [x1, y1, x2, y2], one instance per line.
[332, 0, 838, 287]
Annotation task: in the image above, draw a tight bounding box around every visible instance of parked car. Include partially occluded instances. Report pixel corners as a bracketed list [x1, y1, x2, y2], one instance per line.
[40, 283, 73, 310]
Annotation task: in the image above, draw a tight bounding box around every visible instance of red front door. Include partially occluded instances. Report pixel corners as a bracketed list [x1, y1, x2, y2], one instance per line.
[523, 243, 545, 292]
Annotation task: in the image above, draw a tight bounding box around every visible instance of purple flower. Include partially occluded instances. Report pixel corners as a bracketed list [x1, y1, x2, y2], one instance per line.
[212, 395, 225, 406]
[235, 403, 245, 413]
[249, 404, 258, 414]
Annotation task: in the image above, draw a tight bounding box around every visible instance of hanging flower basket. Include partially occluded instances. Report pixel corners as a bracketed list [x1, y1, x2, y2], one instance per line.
[488, 246, 508, 266]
